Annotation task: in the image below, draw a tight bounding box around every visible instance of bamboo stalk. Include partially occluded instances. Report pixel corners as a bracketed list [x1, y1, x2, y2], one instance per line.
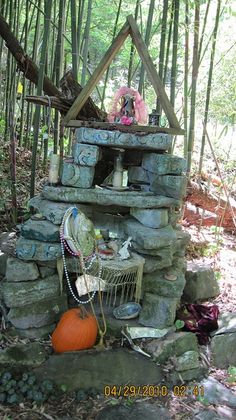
[187, 0, 200, 175]
[198, 0, 221, 174]
[170, 0, 179, 108]
[157, 0, 168, 115]
[30, 0, 53, 197]
[81, 0, 93, 86]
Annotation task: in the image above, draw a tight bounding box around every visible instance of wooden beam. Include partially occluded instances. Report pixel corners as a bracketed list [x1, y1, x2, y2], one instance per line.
[127, 15, 181, 130]
[67, 120, 185, 135]
[63, 21, 130, 125]
[0, 13, 60, 97]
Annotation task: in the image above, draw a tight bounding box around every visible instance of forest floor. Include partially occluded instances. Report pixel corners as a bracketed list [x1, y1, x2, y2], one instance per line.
[0, 141, 236, 418]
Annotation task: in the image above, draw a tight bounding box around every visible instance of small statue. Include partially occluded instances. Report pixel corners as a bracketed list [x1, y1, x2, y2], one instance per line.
[107, 87, 148, 126]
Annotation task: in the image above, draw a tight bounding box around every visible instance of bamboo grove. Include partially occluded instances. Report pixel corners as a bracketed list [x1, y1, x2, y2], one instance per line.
[0, 0, 235, 218]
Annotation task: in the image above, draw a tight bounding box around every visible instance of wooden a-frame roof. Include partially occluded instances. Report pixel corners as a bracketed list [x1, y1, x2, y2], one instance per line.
[63, 15, 183, 134]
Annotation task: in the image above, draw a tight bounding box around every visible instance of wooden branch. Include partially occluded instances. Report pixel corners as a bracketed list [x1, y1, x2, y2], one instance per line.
[127, 15, 181, 130]
[63, 20, 131, 125]
[25, 96, 70, 113]
[0, 13, 60, 96]
[67, 119, 185, 135]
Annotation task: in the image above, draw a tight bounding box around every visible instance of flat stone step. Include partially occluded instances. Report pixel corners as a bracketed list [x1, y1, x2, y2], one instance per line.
[42, 186, 181, 209]
[76, 127, 172, 151]
[35, 348, 163, 392]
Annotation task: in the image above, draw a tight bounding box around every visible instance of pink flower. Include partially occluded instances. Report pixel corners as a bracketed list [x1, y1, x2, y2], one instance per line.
[120, 115, 133, 125]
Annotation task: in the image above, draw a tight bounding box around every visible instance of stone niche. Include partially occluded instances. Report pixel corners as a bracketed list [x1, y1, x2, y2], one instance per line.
[2, 127, 190, 338]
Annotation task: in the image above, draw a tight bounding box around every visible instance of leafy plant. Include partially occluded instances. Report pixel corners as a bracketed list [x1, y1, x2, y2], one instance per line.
[227, 366, 236, 383]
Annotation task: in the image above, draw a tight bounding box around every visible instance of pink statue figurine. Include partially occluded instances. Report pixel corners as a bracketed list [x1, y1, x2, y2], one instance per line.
[107, 87, 148, 126]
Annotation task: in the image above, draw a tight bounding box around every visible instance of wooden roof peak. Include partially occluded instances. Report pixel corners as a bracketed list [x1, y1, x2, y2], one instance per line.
[63, 14, 181, 131]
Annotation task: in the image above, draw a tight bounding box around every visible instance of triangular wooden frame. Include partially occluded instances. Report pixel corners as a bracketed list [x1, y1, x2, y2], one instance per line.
[63, 15, 181, 131]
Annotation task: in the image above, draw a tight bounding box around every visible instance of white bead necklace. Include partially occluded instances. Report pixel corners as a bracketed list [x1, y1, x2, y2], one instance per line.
[60, 208, 102, 305]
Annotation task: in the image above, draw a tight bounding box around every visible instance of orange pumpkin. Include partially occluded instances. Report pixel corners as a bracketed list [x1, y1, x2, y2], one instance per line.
[51, 308, 98, 353]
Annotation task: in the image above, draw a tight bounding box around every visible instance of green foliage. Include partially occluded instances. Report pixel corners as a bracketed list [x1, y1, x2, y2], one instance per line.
[227, 366, 236, 383]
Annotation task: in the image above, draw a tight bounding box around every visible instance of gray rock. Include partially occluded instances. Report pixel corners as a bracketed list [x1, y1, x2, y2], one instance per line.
[199, 377, 236, 408]
[0, 250, 7, 277]
[7, 294, 67, 329]
[0, 343, 46, 368]
[174, 229, 191, 256]
[169, 208, 182, 226]
[35, 348, 163, 392]
[141, 248, 174, 273]
[143, 268, 186, 298]
[175, 350, 200, 371]
[95, 403, 170, 420]
[144, 331, 198, 363]
[61, 162, 95, 188]
[184, 261, 220, 301]
[42, 185, 181, 209]
[16, 237, 62, 261]
[29, 195, 93, 224]
[20, 219, 60, 242]
[142, 153, 186, 175]
[211, 332, 236, 368]
[124, 219, 176, 250]
[128, 166, 149, 184]
[73, 142, 100, 166]
[211, 312, 236, 335]
[16, 323, 56, 339]
[169, 367, 207, 385]
[139, 293, 178, 328]
[5, 257, 39, 281]
[149, 174, 188, 199]
[193, 409, 228, 420]
[76, 127, 172, 151]
[39, 265, 56, 278]
[130, 208, 168, 228]
[2, 274, 60, 307]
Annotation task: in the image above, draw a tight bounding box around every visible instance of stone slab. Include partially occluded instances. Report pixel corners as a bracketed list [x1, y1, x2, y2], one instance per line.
[42, 186, 181, 209]
[20, 219, 60, 242]
[96, 403, 170, 420]
[7, 294, 68, 329]
[149, 174, 188, 199]
[142, 153, 186, 175]
[143, 267, 186, 298]
[211, 312, 236, 335]
[35, 348, 163, 392]
[0, 343, 46, 369]
[144, 331, 198, 363]
[199, 377, 236, 408]
[16, 324, 56, 339]
[139, 293, 178, 328]
[39, 265, 56, 278]
[29, 195, 94, 225]
[130, 208, 168, 228]
[72, 142, 100, 166]
[76, 127, 172, 151]
[2, 274, 60, 307]
[5, 257, 39, 282]
[124, 219, 176, 250]
[183, 261, 220, 301]
[175, 350, 200, 371]
[128, 166, 149, 184]
[140, 248, 174, 273]
[61, 162, 95, 188]
[16, 237, 62, 261]
[0, 250, 7, 276]
[211, 332, 236, 368]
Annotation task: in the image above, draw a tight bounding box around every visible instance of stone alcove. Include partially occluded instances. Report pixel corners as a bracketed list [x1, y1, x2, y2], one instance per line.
[2, 127, 190, 338]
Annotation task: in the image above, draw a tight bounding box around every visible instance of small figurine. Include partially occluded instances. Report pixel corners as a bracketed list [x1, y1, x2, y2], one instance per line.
[107, 87, 148, 126]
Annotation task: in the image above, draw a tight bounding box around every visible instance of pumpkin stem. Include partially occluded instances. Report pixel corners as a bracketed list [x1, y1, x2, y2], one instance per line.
[79, 305, 88, 320]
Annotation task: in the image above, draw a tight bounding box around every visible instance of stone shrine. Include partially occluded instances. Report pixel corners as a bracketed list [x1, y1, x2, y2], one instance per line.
[2, 127, 190, 338]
